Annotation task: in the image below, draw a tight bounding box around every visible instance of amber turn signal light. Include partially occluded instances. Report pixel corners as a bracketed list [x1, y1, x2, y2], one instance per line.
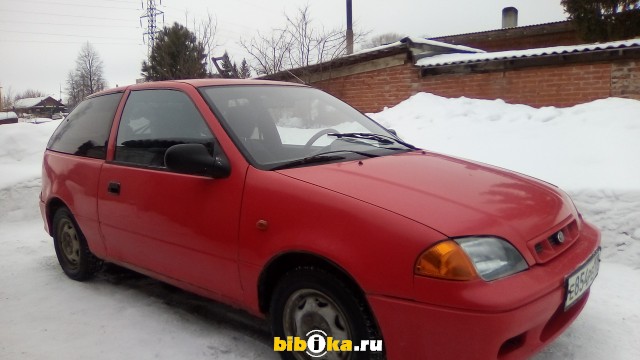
[415, 240, 478, 281]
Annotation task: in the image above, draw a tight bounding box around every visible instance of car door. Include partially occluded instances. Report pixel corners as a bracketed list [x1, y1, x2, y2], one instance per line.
[97, 88, 245, 302]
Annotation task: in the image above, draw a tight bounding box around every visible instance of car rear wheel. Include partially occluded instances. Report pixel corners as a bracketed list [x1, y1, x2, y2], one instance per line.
[52, 207, 102, 281]
[270, 267, 384, 360]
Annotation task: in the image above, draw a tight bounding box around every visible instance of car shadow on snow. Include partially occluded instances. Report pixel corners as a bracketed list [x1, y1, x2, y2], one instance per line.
[95, 263, 273, 347]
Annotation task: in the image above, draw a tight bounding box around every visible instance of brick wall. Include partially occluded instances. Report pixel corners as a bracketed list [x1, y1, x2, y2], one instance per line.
[314, 63, 419, 112]
[612, 60, 640, 98]
[421, 63, 612, 108]
[311, 59, 640, 113]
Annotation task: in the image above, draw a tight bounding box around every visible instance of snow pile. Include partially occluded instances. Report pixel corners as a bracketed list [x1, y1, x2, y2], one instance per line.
[0, 121, 59, 189]
[1, 95, 639, 359]
[371, 93, 640, 190]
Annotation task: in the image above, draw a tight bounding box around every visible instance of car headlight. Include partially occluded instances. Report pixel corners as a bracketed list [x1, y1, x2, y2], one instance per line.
[415, 237, 528, 281]
[455, 237, 528, 280]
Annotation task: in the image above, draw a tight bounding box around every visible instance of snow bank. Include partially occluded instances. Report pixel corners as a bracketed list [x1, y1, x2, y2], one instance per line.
[371, 93, 640, 190]
[0, 121, 59, 190]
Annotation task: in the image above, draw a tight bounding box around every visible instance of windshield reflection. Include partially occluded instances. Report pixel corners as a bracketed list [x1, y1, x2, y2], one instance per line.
[200, 85, 410, 169]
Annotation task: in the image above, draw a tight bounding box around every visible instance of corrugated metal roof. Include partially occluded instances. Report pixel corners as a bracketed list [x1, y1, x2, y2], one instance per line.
[417, 38, 640, 68]
[428, 20, 571, 40]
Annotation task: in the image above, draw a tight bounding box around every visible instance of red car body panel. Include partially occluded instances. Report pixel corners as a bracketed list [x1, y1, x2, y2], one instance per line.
[278, 152, 575, 256]
[41, 152, 108, 257]
[237, 165, 447, 309]
[39, 79, 601, 359]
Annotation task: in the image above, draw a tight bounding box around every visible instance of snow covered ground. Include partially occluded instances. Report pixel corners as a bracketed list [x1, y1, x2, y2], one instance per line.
[1, 95, 639, 359]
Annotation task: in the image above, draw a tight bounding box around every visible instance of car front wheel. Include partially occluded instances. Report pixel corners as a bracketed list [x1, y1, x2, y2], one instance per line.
[270, 267, 384, 360]
[52, 207, 102, 281]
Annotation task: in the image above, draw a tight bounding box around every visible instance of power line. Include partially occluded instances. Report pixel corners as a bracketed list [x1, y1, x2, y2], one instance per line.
[0, 39, 140, 45]
[0, 9, 134, 22]
[1, 29, 137, 41]
[0, 19, 139, 29]
[4, 0, 138, 11]
[101, 0, 138, 4]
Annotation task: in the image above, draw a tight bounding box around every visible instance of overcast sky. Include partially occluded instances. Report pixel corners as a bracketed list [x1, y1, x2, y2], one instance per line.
[0, 0, 568, 101]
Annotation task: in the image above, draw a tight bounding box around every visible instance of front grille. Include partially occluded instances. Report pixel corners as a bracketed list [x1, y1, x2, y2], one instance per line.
[528, 219, 579, 264]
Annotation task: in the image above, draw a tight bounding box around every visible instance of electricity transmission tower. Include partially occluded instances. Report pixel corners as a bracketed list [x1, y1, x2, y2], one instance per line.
[140, 0, 164, 57]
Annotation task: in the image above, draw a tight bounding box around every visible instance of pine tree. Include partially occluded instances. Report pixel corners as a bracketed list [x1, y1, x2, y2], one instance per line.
[561, 0, 640, 41]
[141, 23, 208, 81]
[238, 59, 252, 79]
[220, 52, 239, 78]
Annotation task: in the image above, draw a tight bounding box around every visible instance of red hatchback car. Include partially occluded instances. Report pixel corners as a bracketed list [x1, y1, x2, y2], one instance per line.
[40, 79, 600, 359]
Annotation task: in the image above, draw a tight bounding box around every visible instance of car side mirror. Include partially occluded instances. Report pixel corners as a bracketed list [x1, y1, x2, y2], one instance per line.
[165, 143, 230, 178]
[387, 128, 398, 136]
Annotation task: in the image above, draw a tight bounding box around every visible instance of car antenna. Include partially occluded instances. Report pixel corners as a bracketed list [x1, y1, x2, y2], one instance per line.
[285, 70, 308, 85]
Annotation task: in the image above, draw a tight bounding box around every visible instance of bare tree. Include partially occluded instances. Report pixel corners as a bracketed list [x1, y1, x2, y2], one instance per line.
[15, 89, 48, 100]
[1, 86, 14, 110]
[66, 42, 106, 108]
[363, 32, 405, 49]
[284, 6, 348, 69]
[240, 29, 292, 75]
[75, 42, 106, 95]
[240, 5, 368, 76]
[65, 70, 83, 109]
[192, 12, 218, 74]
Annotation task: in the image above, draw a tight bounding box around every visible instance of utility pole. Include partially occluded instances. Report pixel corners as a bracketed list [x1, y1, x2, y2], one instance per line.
[346, 0, 353, 55]
[140, 0, 164, 58]
[0, 86, 3, 112]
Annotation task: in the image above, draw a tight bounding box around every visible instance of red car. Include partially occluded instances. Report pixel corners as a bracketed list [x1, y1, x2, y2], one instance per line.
[40, 79, 600, 359]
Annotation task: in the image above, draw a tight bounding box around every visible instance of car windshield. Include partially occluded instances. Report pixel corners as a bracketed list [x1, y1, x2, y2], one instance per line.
[200, 85, 416, 170]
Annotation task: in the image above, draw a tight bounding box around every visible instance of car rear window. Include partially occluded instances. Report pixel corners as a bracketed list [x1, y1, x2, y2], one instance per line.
[47, 92, 122, 159]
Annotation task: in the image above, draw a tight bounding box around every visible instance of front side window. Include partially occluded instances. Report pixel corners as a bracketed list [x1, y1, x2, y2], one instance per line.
[115, 90, 214, 168]
[200, 85, 415, 170]
[47, 92, 122, 159]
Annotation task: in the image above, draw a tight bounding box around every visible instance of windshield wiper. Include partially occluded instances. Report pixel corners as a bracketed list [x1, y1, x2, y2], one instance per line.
[328, 132, 420, 150]
[271, 150, 378, 171]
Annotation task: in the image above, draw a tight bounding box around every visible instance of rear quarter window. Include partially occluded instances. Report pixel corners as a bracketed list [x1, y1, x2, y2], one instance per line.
[47, 92, 122, 159]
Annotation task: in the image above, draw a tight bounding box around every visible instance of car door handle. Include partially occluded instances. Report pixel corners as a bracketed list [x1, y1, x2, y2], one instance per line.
[107, 181, 121, 195]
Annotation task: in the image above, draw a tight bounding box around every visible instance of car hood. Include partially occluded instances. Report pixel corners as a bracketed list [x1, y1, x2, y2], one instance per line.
[277, 151, 574, 243]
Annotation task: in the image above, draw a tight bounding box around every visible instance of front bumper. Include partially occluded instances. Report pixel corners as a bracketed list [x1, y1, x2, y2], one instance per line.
[368, 221, 600, 359]
[369, 287, 590, 359]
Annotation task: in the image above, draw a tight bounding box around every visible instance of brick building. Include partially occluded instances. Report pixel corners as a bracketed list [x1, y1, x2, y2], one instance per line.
[263, 24, 640, 113]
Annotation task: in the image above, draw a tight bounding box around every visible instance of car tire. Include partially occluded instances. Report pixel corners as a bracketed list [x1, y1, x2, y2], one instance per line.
[270, 267, 384, 360]
[52, 207, 102, 281]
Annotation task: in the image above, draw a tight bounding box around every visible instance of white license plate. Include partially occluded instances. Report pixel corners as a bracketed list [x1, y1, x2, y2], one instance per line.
[564, 248, 600, 310]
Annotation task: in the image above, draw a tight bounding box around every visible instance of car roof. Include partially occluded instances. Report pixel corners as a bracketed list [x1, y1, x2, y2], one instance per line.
[91, 78, 307, 97]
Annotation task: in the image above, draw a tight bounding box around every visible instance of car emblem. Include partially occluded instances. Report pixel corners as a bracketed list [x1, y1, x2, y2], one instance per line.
[553, 231, 565, 244]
